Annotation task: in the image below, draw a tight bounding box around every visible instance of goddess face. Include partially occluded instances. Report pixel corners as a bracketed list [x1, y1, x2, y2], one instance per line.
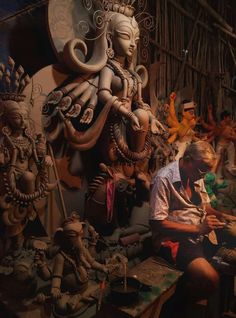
[182, 108, 195, 122]
[5, 101, 29, 130]
[109, 14, 140, 58]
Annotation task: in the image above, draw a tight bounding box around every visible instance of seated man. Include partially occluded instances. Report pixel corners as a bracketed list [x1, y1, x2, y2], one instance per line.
[150, 140, 236, 301]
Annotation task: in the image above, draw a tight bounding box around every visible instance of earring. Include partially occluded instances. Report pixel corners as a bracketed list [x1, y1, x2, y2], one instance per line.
[106, 34, 114, 59]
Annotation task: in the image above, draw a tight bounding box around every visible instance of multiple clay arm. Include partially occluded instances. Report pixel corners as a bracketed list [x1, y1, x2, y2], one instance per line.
[98, 66, 141, 131]
[166, 92, 200, 144]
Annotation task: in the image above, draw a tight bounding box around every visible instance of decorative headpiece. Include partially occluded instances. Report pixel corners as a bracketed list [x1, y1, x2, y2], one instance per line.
[100, 0, 136, 17]
[182, 100, 196, 111]
[0, 57, 30, 102]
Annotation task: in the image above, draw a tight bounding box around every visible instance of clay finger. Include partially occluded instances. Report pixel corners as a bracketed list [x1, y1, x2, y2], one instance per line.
[70, 81, 90, 98]
[84, 109, 94, 124]
[65, 103, 82, 118]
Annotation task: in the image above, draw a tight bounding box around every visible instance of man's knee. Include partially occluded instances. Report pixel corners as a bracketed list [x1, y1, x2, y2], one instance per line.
[187, 258, 219, 296]
[204, 268, 219, 292]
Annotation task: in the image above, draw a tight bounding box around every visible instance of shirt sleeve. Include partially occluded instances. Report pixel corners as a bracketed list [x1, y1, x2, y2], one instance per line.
[150, 176, 170, 220]
[198, 179, 210, 204]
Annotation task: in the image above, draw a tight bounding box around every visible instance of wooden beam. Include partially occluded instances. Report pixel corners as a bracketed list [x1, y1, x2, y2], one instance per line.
[150, 38, 207, 77]
[167, 0, 213, 33]
[197, 0, 233, 33]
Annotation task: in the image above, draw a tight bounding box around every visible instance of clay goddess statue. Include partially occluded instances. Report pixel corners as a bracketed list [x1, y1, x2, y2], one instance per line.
[43, 0, 164, 234]
[0, 58, 55, 253]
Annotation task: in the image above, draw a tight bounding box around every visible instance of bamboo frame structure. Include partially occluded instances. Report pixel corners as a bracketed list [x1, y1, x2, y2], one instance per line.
[151, 0, 236, 118]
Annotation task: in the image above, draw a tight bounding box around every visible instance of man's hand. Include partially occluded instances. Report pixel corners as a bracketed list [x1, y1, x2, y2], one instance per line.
[198, 215, 226, 235]
[222, 214, 236, 223]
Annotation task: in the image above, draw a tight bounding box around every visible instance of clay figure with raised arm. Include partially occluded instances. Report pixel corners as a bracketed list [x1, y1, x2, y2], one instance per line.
[167, 92, 199, 160]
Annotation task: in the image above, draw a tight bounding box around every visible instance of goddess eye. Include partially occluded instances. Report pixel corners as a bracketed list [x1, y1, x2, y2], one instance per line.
[117, 31, 130, 40]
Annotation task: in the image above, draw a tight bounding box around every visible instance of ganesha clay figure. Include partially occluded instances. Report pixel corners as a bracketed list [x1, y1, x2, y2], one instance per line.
[48, 214, 107, 316]
[43, 0, 164, 234]
[0, 57, 55, 253]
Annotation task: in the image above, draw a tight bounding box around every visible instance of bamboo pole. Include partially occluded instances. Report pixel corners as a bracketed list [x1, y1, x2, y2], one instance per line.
[213, 23, 236, 40]
[167, 0, 213, 33]
[217, 30, 223, 113]
[48, 143, 67, 219]
[227, 40, 236, 69]
[150, 38, 208, 77]
[222, 85, 236, 95]
[164, 0, 168, 96]
[0, 0, 49, 24]
[197, 0, 233, 33]
[154, 0, 160, 95]
[173, 9, 202, 91]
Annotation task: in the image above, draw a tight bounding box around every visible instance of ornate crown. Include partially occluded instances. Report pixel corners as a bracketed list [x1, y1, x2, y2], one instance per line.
[101, 0, 136, 17]
[0, 57, 30, 102]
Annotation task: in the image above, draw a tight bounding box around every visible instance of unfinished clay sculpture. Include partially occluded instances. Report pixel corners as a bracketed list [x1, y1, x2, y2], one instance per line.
[0, 57, 55, 253]
[167, 92, 199, 159]
[43, 0, 163, 235]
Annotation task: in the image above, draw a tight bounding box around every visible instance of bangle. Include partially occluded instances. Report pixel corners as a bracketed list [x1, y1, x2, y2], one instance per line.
[52, 274, 62, 279]
[87, 103, 96, 110]
[98, 87, 112, 94]
[68, 92, 76, 100]
[75, 98, 85, 107]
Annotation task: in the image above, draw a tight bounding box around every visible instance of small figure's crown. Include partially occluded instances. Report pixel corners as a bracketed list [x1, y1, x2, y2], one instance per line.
[102, 0, 136, 17]
[0, 57, 30, 102]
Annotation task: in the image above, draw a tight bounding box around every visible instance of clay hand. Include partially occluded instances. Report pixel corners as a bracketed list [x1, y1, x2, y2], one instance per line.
[130, 114, 141, 131]
[45, 155, 53, 167]
[56, 76, 98, 114]
[102, 265, 109, 274]
[80, 107, 94, 124]
[57, 109, 72, 126]
[198, 215, 226, 234]
[150, 118, 165, 134]
[170, 92, 177, 101]
[46, 90, 64, 105]
[34, 250, 46, 267]
[51, 287, 62, 300]
[207, 104, 213, 112]
[65, 103, 81, 118]
[57, 108, 66, 121]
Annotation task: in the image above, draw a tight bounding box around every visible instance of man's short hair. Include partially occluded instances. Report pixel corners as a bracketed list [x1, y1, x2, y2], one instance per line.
[220, 110, 231, 120]
[183, 141, 217, 168]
